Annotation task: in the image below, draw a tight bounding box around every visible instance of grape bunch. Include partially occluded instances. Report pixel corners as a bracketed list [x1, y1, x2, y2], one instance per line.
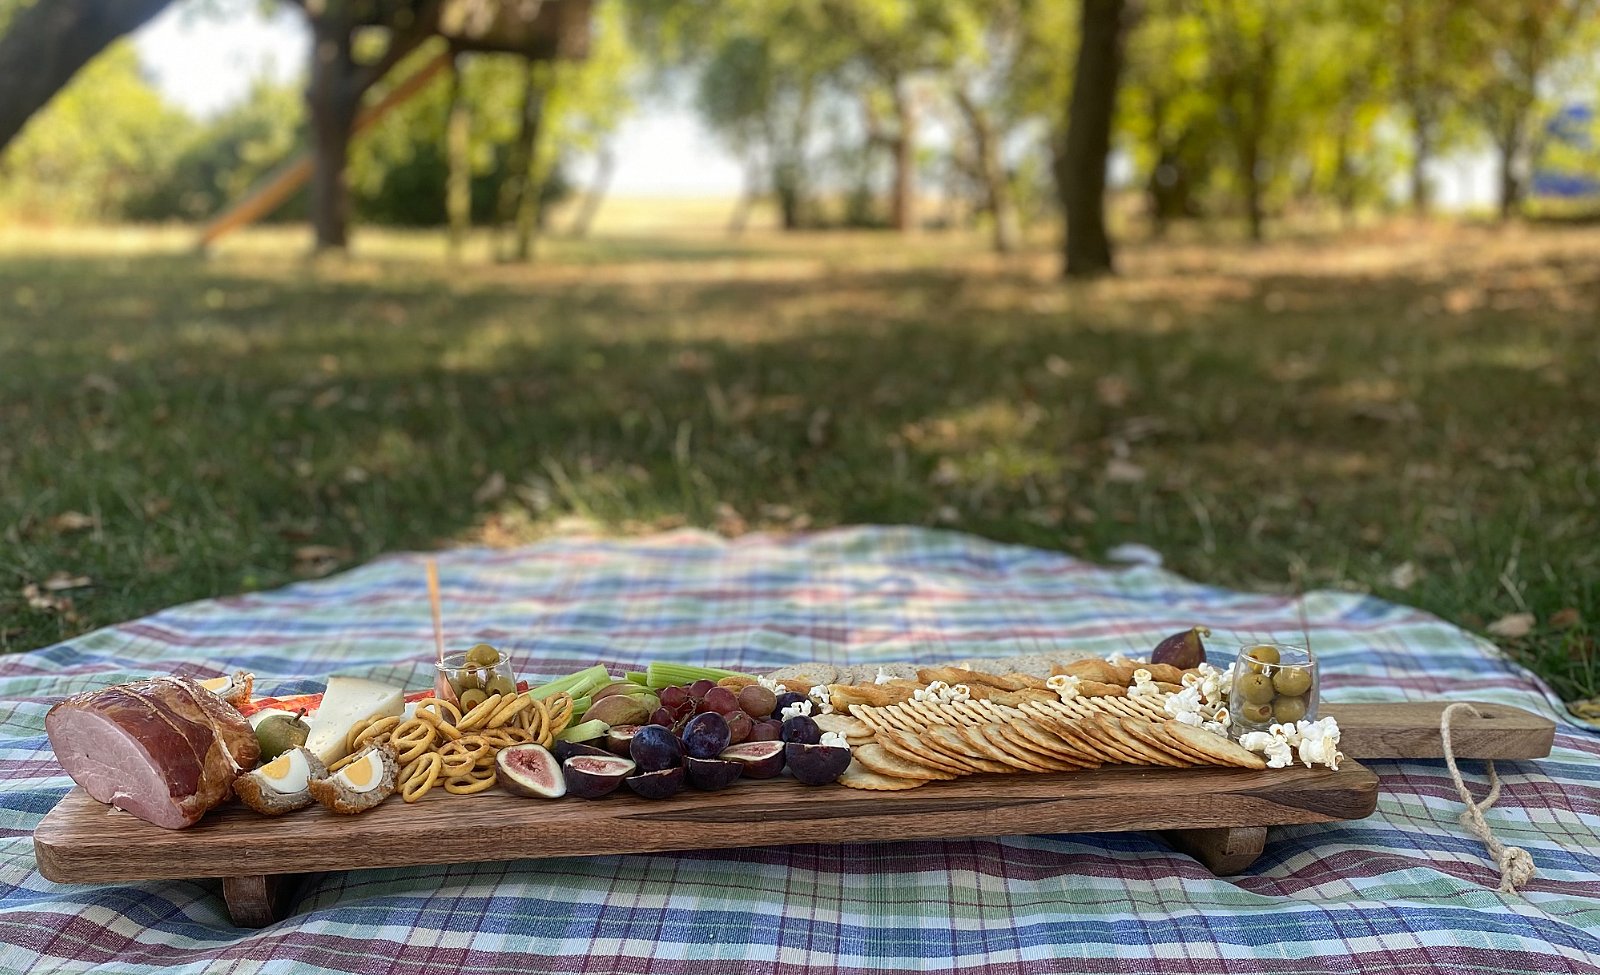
[649, 678, 789, 746]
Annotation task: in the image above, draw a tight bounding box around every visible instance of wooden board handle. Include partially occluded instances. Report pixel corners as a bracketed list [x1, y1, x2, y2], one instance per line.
[1323, 701, 1555, 760]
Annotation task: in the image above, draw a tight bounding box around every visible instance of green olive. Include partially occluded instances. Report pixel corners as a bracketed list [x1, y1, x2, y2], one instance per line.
[1237, 673, 1276, 704]
[1272, 667, 1313, 697]
[454, 670, 482, 692]
[459, 688, 488, 711]
[486, 675, 517, 697]
[1240, 702, 1274, 724]
[1245, 644, 1281, 666]
[1273, 695, 1308, 723]
[466, 643, 500, 667]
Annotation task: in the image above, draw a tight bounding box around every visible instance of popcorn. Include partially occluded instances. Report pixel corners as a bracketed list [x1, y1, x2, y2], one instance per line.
[912, 681, 971, 704]
[1046, 674, 1082, 702]
[1106, 652, 1137, 668]
[874, 668, 893, 685]
[819, 731, 851, 751]
[1237, 717, 1343, 770]
[780, 699, 814, 721]
[757, 675, 784, 693]
[1128, 668, 1164, 699]
[807, 684, 835, 714]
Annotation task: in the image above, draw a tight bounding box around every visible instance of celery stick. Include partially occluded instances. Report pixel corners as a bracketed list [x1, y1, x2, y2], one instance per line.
[528, 664, 609, 700]
[645, 661, 754, 689]
[556, 719, 608, 742]
[625, 671, 648, 685]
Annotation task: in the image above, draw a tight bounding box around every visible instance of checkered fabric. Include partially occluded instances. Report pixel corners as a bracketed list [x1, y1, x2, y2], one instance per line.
[1, 528, 1596, 974]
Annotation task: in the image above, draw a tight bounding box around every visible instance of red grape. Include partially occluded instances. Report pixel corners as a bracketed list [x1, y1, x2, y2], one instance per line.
[704, 686, 740, 715]
[725, 710, 753, 744]
[660, 685, 689, 709]
[738, 685, 777, 719]
[688, 679, 717, 699]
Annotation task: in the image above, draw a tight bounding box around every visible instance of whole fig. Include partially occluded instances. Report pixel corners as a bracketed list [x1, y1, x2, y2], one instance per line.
[1151, 625, 1209, 669]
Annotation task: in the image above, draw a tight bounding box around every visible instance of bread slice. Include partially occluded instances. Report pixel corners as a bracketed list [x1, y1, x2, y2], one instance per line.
[308, 744, 398, 814]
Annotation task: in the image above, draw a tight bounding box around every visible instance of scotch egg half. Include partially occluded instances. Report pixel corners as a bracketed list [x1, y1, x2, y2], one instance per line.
[257, 747, 312, 795]
[332, 749, 385, 793]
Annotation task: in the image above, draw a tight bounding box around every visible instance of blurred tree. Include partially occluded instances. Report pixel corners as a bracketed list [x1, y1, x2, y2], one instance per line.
[1058, 0, 1128, 277]
[947, 0, 1024, 252]
[0, 0, 173, 154]
[1387, 0, 1473, 216]
[0, 40, 192, 221]
[1459, 0, 1598, 221]
[1119, 0, 1217, 233]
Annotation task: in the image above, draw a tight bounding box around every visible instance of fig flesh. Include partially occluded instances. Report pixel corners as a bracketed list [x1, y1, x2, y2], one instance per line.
[720, 740, 785, 779]
[496, 744, 567, 799]
[686, 756, 744, 791]
[606, 724, 642, 756]
[563, 754, 636, 798]
[553, 740, 613, 763]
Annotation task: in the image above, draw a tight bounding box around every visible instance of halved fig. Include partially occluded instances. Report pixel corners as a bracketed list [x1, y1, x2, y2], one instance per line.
[496, 744, 567, 799]
[785, 743, 851, 786]
[720, 740, 785, 779]
[563, 754, 636, 799]
[553, 740, 612, 763]
[686, 756, 743, 791]
[625, 765, 687, 800]
[606, 724, 642, 757]
[781, 715, 821, 745]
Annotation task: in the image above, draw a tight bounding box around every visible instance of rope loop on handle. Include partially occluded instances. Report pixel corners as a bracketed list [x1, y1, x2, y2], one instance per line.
[1440, 702, 1537, 894]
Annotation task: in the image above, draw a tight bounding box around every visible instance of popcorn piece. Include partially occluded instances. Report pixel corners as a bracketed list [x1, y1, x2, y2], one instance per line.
[757, 675, 784, 693]
[1128, 668, 1164, 699]
[780, 699, 814, 721]
[819, 731, 851, 751]
[1236, 717, 1343, 770]
[808, 684, 835, 714]
[911, 681, 971, 704]
[873, 669, 893, 685]
[1046, 674, 1082, 702]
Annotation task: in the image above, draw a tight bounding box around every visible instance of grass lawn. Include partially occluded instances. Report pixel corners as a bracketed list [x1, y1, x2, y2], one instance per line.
[1, 219, 1595, 706]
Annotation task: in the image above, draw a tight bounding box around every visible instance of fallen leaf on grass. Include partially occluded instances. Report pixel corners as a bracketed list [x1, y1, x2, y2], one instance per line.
[1550, 608, 1583, 630]
[1095, 376, 1131, 408]
[1487, 613, 1535, 639]
[22, 584, 79, 621]
[293, 545, 351, 577]
[1387, 562, 1420, 591]
[1104, 459, 1147, 484]
[42, 573, 91, 591]
[473, 471, 507, 505]
[51, 511, 96, 533]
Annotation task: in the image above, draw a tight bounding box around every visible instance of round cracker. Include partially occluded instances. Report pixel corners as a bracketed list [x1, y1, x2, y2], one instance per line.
[853, 742, 957, 781]
[838, 763, 930, 791]
[1164, 721, 1268, 769]
[814, 713, 873, 739]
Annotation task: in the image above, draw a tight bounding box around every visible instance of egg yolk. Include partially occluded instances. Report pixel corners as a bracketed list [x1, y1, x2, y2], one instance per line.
[260, 753, 292, 779]
[344, 755, 376, 787]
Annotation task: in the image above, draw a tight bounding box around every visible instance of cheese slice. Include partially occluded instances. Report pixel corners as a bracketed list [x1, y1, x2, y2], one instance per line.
[303, 676, 405, 764]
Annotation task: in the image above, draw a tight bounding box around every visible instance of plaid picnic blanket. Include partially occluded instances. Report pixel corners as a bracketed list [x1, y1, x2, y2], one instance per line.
[1, 527, 1596, 975]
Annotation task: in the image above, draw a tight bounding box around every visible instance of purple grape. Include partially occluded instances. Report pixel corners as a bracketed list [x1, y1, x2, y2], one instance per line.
[682, 712, 731, 759]
[738, 685, 777, 719]
[650, 707, 675, 728]
[688, 679, 717, 699]
[748, 719, 783, 742]
[659, 685, 689, 709]
[704, 686, 740, 716]
[725, 709, 754, 745]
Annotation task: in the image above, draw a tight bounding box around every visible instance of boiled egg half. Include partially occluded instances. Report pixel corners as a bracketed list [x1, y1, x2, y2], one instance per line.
[257, 748, 312, 795]
[333, 750, 384, 793]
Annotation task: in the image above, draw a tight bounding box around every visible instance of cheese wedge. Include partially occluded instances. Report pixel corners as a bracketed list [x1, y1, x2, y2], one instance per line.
[304, 677, 405, 764]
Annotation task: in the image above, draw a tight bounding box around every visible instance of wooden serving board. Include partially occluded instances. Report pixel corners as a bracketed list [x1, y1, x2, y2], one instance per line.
[30, 699, 1554, 928]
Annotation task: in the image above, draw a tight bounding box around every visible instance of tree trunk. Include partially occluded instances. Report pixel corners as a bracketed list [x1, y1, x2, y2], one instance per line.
[1057, 0, 1127, 279]
[494, 61, 547, 262]
[954, 87, 1019, 254]
[307, 27, 362, 252]
[445, 53, 471, 260]
[1496, 136, 1521, 222]
[0, 0, 173, 154]
[1409, 116, 1432, 217]
[568, 144, 614, 238]
[890, 79, 918, 234]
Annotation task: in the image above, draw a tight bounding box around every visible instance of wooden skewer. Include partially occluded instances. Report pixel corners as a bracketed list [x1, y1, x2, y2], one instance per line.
[426, 558, 445, 665]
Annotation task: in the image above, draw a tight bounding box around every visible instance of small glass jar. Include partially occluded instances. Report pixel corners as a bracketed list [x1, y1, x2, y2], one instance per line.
[1229, 643, 1317, 734]
[434, 644, 519, 710]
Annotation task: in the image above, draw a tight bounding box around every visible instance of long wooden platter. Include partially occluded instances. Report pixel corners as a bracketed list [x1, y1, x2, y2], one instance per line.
[30, 699, 1554, 927]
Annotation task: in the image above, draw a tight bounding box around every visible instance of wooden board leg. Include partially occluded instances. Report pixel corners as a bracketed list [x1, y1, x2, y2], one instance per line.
[1161, 826, 1268, 875]
[223, 874, 298, 928]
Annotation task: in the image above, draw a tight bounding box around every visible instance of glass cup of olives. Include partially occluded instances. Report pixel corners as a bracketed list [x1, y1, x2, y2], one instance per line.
[434, 643, 519, 711]
[1229, 643, 1317, 734]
